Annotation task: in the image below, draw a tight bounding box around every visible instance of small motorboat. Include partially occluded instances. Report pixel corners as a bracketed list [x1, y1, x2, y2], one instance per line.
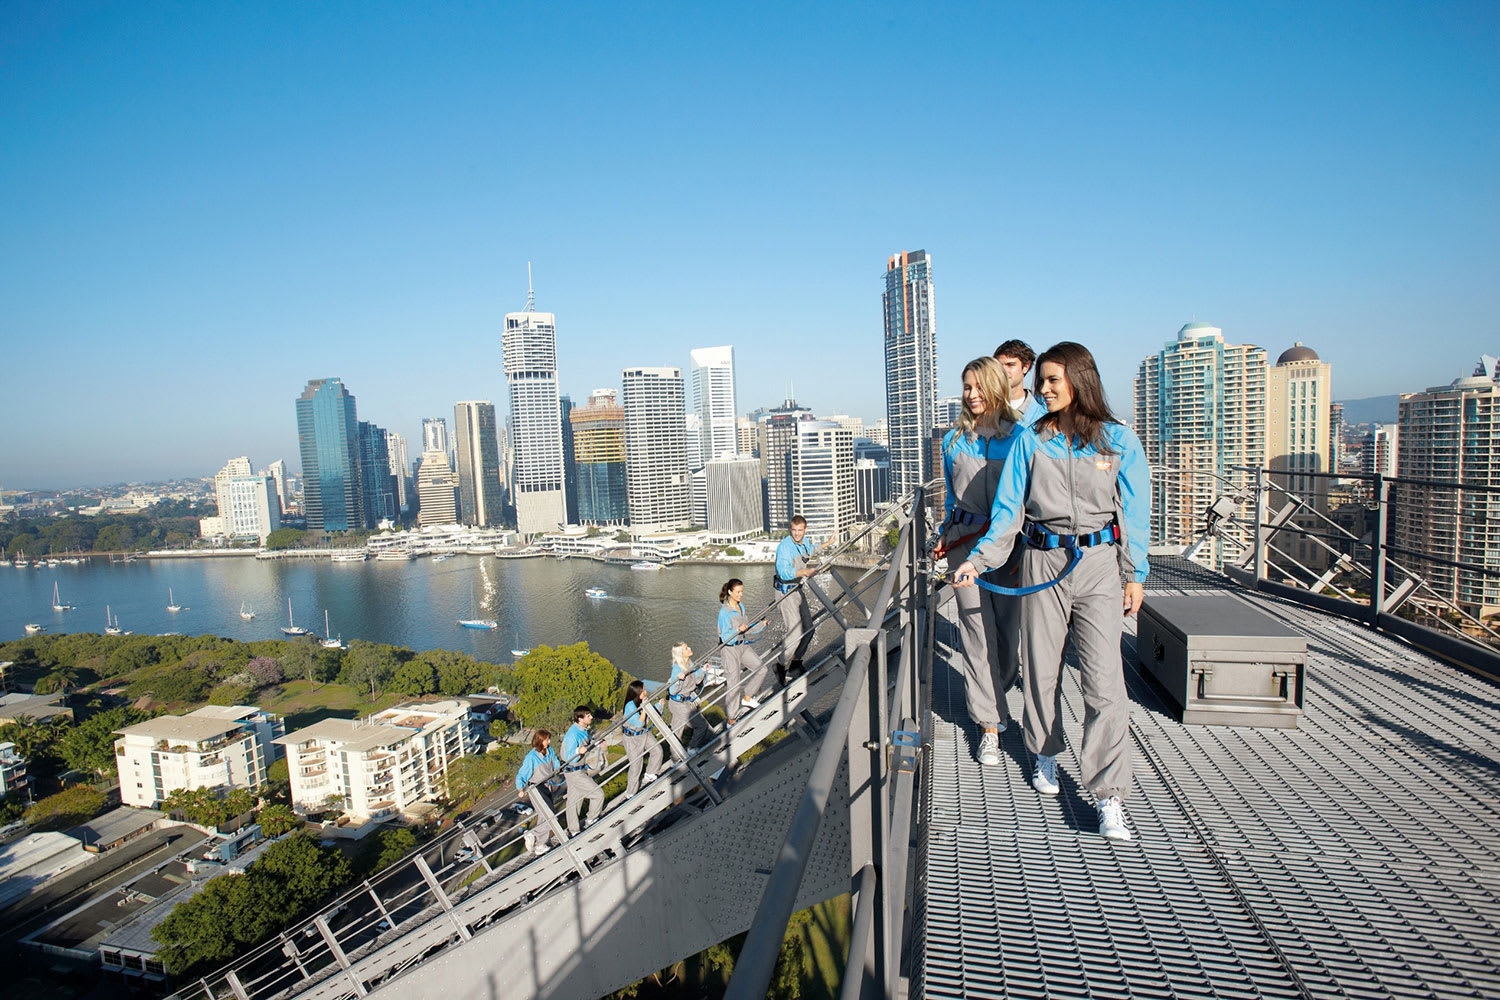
[584, 587, 607, 599]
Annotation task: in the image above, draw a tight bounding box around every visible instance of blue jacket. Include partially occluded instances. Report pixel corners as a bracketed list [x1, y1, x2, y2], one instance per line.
[562, 722, 591, 765]
[718, 603, 758, 645]
[624, 698, 647, 730]
[514, 747, 561, 790]
[967, 422, 1151, 583]
[942, 424, 1022, 526]
[669, 659, 705, 698]
[1015, 392, 1048, 429]
[775, 534, 819, 582]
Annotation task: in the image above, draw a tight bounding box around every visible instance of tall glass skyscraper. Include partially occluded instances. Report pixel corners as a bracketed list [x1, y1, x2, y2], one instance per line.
[358, 420, 397, 525]
[296, 378, 365, 532]
[453, 401, 504, 527]
[502, 288, 567, 535]
[560, 395, 579, 525]
[622, 367, 690, 533]
[883, 250, 939, 500]
[689, 345, 739, 466]
[570, 389, 629, 526]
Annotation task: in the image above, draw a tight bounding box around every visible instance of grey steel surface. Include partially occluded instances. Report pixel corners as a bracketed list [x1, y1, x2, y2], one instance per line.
[1140, 596, 1305, 649]
[914, 556, 1500, 1000]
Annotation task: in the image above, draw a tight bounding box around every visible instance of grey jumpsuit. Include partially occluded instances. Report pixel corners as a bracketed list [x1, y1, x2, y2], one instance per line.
[622, 698, 664, 795]
[719, 602, 767, 710]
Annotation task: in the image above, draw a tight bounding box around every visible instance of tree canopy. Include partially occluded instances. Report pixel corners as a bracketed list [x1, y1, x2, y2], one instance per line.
[508, 642, 627, 734]
[58, 706, 152, 777]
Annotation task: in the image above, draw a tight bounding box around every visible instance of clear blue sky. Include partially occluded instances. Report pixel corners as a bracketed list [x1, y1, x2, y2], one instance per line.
[3, 2, 1496, 489]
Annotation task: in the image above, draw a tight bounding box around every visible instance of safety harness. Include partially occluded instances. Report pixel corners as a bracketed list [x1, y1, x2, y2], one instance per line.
[970, 521, 1120, 597]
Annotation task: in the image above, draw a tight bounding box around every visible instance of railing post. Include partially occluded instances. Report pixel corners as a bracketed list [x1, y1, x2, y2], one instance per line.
[1252, 466, 1267, 585]
[1370, 474, 1389, 625]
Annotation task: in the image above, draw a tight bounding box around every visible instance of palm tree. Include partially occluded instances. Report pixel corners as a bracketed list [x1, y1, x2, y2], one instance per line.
[35, 667, 78, 695]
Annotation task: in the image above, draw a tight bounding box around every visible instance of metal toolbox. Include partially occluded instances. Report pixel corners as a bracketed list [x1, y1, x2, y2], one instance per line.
[1136, 596, 1306, 728]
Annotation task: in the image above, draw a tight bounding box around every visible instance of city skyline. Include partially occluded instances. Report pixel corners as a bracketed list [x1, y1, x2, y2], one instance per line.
[3, 5, 1497, 488]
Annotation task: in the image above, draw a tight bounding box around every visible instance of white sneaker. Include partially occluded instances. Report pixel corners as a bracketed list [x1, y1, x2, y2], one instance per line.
[1032, 754, 1060, 796]
[533, 841, 551, 855]
[740, 695, 761, 710]
[642, 772, 657, 784]
[1097, 796, 1132, 841]
[977, 731, 1001, 767]
[522, 829, 536, 853]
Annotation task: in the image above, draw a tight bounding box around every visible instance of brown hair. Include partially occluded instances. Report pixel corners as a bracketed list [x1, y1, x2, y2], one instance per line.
[789, 515, 807, 529]
[1032, 341, 1121, 452]
[993, 339, 1035, 370]
[719, 578, 743, 604]
[531, 728, 552, 751]
[957, 356, 1018, 437]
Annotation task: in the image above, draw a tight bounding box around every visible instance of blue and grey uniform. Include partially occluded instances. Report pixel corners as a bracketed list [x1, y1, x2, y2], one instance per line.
[1013, 390, 1048, 429]
[718, 602, 767, 710]
[667, 657, 710, 745]
[966, 421, 1151, 801]
[561, 721, 605, 835]
[774, 533, 820, 669]
[941, 419, 1023, 731]
[622, 696, 663, 795]
[515, 746, 562, 848]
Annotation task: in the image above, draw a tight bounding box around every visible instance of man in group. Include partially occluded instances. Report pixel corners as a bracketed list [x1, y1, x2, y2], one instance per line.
[561, 705, 606, 836]
[994, 339, 1048, 428]
[774, 514, 833, 685]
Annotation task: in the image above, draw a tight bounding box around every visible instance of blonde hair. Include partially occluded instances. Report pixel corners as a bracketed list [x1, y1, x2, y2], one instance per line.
[957, 356, 1018, 436]
[671, 642, 691, 665]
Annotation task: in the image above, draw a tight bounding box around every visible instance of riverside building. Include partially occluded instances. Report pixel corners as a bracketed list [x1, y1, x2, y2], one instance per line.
[707, 454, 762, 543]
[502, 284, 568, 535]
[114, 706, 284, 809]
[689, 345, 739, 465]
[359, 421, 397, 525]
[204, 457, 281, 543]
[454, 401, 505, 527]
[793, 420, 857, 542]
[883, 250, 939, 499]
[570, 388, 629, 526]
[296, 377, 366, 531]
[416, 450, 460, 527]
[622, 366, 691, 533]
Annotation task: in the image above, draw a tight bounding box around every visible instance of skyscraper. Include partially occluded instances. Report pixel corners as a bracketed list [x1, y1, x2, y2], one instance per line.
[453, 401, 504, 527]
[1266, 343, 1333, 571]
[421, 418, 450, 458]
[502, 286, 567, 535]
[706, 455, 762, 543]
[358, 421, 396, 525]
[1135, 322, 1267, 567]
[689, 345, 739, 465]
[1394, 367, 1500, 616]
[622, 366, 690, 533]
[560, 395, 580, 525]
[793, 420, 857, 542]
[883, 250, 939, 500]
[570, 389, 629, 526]
[296, 378, 365, 532]
[263, 459, 287, 515]
[386, 432, 411, 515]
[416, 450, 459, 527]
[758, 398, 814, 531]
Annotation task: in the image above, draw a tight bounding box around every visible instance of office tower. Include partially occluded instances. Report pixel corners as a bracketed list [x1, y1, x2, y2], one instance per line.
[453, 401, 504, 527]
[737, 416, 759, 457]
[758, 398, 815, 531]
[209, 457, 281, 542]
[689, 345, 739, 465]
[1372, 423, 1398, 478]
[691, 467, 708, 527]
[792, 420, 856, 542]
[707, 455, 763, 542]
[570, 389, 629, 526]
[867, 418, 889, 447]
[621, 366, 690, 532]
[263, 459, 287, 515]
[502, 287, 567, 535]
[1266, 343, 1334, 573]
[559, 395, 579, 525]
[1135, 322, 1268, 567]
[422, 418, 450, 458]
[1394, 368, 1500, 616]
[685, 412, 705, 472]
[826, 414, 865, 440]
[296, 378, 365, 532]
[386, 432, 411, 514]
[416, 450, 459, 527]
[937, 396, 964, 428]
[1328, 402, 1345, 475]
[855, 458, 891, 519]
[358, 421, 396, 525]
[883, 250, 939, 500]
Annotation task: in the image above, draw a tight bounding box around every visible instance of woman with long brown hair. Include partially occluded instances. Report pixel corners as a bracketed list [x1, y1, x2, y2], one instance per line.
[952, 341, 1151, 842]
[514, 728, 562, 855]
[938, 355, 1024, 767]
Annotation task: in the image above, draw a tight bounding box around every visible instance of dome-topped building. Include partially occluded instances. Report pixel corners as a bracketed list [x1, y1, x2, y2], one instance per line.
[1277, 342, 1320, 365]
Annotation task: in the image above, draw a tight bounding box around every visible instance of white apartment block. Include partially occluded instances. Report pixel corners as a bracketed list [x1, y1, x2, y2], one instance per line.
[622, 366, 691, 533]
[689, 345, 739, 465]
[707, 454, 763, 543]
[114, 706, 284, 808]
[0, 741, 27, 799]
[204, 457, 281, 543]
[276, 700, 478, 822]
[503, 302, 568, 535]
[793, 420, 857, 543]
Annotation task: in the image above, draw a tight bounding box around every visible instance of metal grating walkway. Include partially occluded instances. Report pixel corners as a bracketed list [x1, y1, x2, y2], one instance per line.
[914, 557, 1500, 999]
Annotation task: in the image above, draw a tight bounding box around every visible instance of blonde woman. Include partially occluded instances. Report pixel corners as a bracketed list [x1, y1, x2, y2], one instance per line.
[939, 355, 1024, 767]
[666, 641, 710, 746]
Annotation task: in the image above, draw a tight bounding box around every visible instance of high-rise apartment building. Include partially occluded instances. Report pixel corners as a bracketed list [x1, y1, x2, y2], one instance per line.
[296, 378, 365, 531]
[706, 455, 762, 543]
[570, 389, 629, 525]
[793, 420, 856, 542]
[690, 345, 739, 465]
[215, 470, 281, 543]
[937, 396, 964, 428]
[622, 366, 690, 533]
[560, 395, 580, 525]
[737, 416, 759, 457]
[1135, 322, 1267, 567]
[453, 401, 505, 527]
[883, 250, 939, 500]
[502, 292, 567, 535]
[214, 456, 252, 511]
[416, 450, 459, 527]
[867, 418, 889, 448]
[1394, 370, 1500, 616]
[1370, 423, 1399, 478]
[386, 432, 411, 514]
[758, 398, 815, 531]
[855, 458, 891, 519]
[359, 421, 397, 525]
[1267, 343, 1333, 571]
[421, 417, 450, 458]
[263, 459, 287, 515]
